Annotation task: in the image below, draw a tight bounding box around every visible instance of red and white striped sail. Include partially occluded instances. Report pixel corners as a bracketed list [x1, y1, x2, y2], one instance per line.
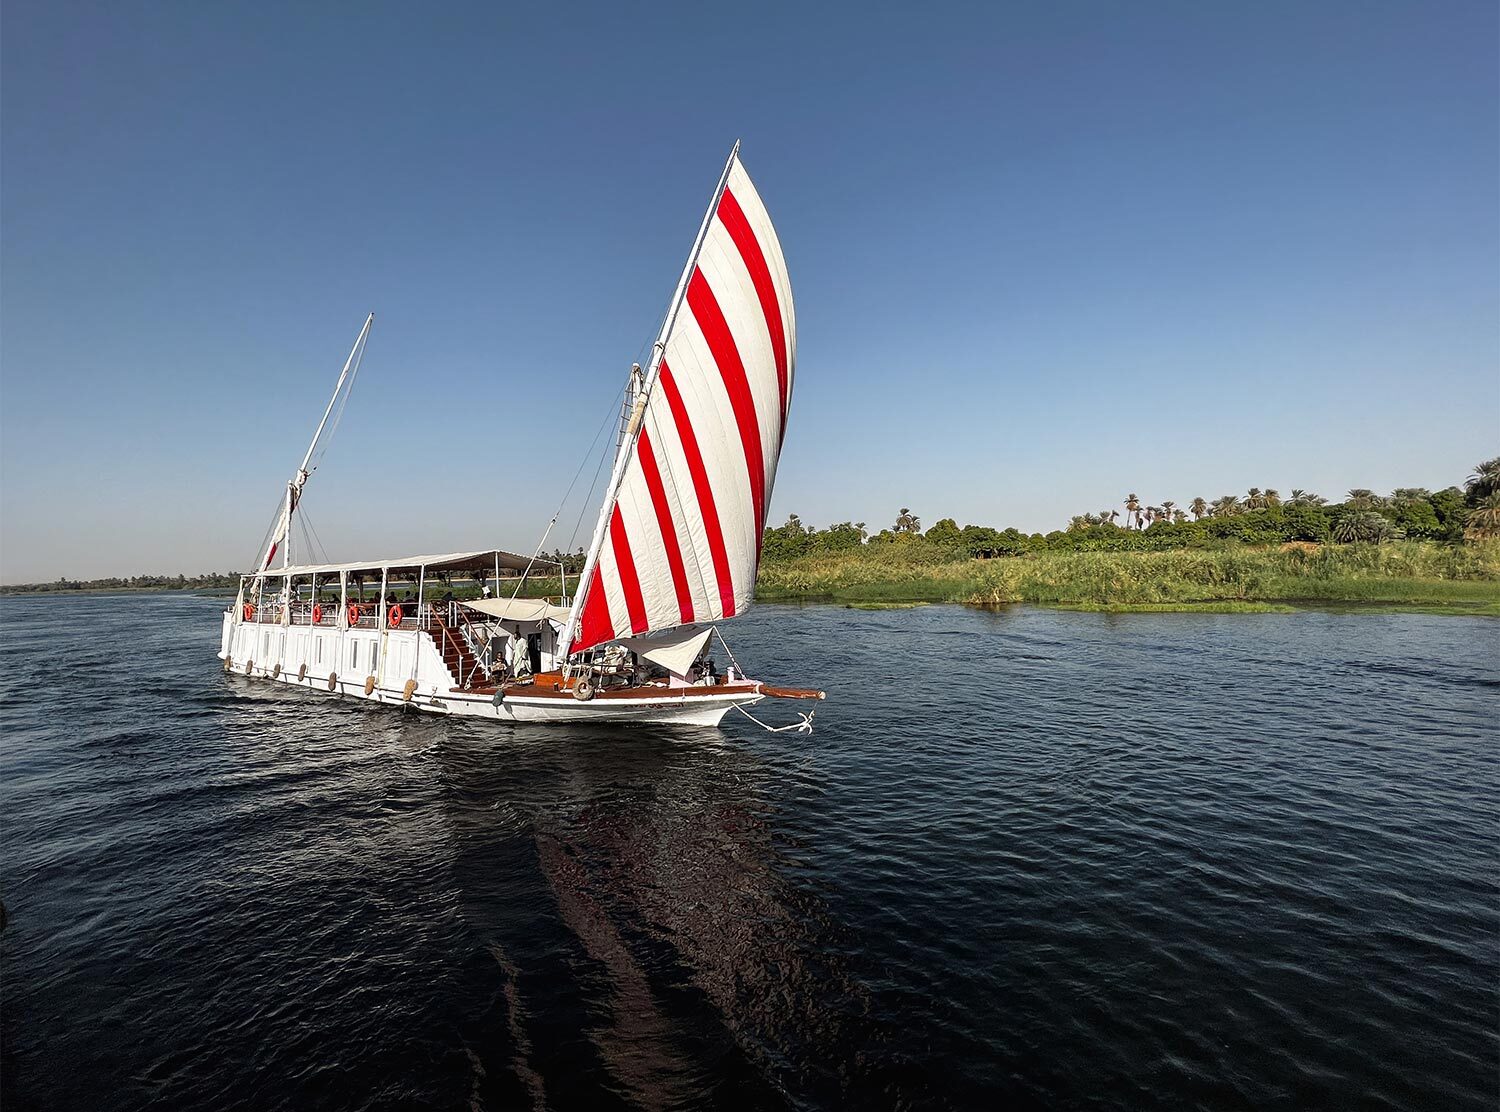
[570, 151, 796, 654]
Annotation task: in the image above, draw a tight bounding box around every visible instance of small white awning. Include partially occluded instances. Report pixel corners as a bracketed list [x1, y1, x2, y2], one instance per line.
[616, 626, 715, 677]
[462, 597, 571, 625]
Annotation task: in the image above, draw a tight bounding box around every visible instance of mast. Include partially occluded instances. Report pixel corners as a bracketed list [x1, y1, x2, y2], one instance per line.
[556, 141, 740, 661]
[255, 313, 375, 577]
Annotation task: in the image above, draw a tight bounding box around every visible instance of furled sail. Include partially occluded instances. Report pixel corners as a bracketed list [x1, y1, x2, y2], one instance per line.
[564, 147, 796, 656]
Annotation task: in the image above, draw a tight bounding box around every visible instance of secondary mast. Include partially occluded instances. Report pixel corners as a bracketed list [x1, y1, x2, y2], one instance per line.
[256, 313, 374, 576]
[556, 141, 740, 661]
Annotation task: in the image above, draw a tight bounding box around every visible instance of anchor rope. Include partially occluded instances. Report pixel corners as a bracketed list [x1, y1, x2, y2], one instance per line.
[729, 701, 816, 735]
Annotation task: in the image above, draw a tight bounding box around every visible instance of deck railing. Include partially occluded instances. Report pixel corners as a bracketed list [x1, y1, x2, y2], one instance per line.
[239, 601, 442, 629]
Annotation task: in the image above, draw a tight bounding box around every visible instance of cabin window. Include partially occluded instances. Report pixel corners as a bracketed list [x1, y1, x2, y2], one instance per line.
[348, 642, 358, 670]
[314, 637, 324, 665]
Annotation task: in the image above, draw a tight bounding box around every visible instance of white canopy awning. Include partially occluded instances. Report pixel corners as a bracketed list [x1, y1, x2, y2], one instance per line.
[615, 626, 715, 677]
[462, 597, 571, 625]
[251, 549, 540, 579]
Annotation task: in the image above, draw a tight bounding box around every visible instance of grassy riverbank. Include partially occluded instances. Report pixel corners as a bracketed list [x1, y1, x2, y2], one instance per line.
[8, 544, 1497, 616]
[754, 541, 1500, 615]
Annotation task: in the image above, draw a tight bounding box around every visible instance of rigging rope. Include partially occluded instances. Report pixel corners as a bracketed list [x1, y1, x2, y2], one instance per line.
[310, 374, 355, 473]
[249, 489, 288, 576]
[300, 505, 331, 566]
[563, 379, 630, 555]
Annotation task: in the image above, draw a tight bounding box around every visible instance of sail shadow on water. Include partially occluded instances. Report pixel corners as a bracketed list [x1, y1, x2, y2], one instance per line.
[432, 725, 882, 1110]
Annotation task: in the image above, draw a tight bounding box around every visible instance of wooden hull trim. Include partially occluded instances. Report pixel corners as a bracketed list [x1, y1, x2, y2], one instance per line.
[218, 653, 764, 726]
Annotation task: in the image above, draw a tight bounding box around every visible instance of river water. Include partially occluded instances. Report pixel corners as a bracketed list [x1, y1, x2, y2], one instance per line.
[1, 593, 1495, 1110]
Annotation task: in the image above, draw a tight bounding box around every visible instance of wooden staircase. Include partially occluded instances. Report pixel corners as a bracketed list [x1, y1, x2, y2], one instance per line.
[428, 620, 485, 688]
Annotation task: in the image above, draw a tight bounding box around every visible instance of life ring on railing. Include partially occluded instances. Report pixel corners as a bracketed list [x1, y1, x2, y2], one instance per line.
[243, 603, 254, 621]
[572, 678, 595, 702]
[347, 604, 360, 627]
[388, 605, 403, 627]
[312, 604, 323, 625]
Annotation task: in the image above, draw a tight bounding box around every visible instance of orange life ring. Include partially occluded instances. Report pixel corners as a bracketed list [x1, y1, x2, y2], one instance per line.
[347, 604, 360, 627]
[243, 603, 254, 621]
[312, 604, 323, 624]
[388, 605, 403, 627]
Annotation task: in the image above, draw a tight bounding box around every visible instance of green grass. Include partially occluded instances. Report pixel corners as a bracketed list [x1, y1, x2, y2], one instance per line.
[755, 540, 1500, 614]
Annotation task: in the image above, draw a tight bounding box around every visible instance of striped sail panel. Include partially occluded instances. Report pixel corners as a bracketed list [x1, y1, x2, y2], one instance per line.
[576, 154, 795, 654]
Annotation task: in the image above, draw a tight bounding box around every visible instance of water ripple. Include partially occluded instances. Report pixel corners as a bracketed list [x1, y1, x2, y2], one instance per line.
[1, 594, 1496, 1110]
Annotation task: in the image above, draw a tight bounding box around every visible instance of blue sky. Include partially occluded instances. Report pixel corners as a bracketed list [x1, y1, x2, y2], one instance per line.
[2, 0, 1495, 581]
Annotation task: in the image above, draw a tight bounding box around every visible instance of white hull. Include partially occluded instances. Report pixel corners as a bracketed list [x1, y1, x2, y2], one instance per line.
[219, 612, 761, 727]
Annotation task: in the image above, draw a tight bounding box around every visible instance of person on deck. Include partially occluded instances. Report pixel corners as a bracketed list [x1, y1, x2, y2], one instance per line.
[507, 635, 532, 681]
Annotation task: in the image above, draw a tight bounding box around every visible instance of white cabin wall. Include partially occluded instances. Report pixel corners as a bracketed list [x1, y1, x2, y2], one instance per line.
[221, 623, 457, 697]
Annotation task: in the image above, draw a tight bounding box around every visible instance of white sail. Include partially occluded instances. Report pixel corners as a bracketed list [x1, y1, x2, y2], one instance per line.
[565, 149, 796, 655]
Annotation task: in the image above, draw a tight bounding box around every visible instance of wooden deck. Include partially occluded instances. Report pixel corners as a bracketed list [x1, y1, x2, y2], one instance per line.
[456, 672, 824, 702]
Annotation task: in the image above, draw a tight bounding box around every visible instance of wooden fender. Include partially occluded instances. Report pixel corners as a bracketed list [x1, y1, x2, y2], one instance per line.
[245, 660, 255, 676]
[402, 679, 417, 703]
[224, 657, 233, 672]
[327, 672, 338, 691]
[270, 662, 281, 679]
[363, 676, 377, 696]
[298, 663, 307, 681]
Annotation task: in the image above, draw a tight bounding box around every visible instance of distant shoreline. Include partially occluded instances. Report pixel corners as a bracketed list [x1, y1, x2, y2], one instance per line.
[0, 586, 239, 599]
[7, 539, 1498, 618]
[756, 541, 1500, 618]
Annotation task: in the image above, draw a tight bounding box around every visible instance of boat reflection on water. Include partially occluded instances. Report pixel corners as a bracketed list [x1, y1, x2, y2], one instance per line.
[435, 722, 873, 1110]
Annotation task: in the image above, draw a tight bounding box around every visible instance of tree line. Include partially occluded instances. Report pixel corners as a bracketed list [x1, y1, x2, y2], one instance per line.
[0, 572, 245, 595]
[10, 463, 1497, 589]
[763, 458, 1500, 560]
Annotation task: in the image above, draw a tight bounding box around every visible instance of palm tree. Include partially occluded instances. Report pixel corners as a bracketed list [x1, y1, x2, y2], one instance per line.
[1264, 489, 1281, 507]
[1161, 500, 1176, 522]
[1246, 487, 1265, 509]
[1173, 509, 1188, 524]
[1346, 489, 1382, 509]
[1142, 507, 1155, 527]
[894, 508, 920, 533]
[1464, 493, 1500, 539]
[1212, 495, 1241, 517]
[1332, 510, 1401, 544]
[1190, 497, 1208, 520]
[1288, 489, 1327, 507]
[1108, 510, 1120, 524]
[1391, 488, 1431, 505]
[1466, 458, 1500, 502]
[1125, 493, 1141, 529]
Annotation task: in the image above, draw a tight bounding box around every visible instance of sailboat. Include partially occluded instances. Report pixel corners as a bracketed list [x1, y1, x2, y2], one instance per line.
[218, 143, 823, 728]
